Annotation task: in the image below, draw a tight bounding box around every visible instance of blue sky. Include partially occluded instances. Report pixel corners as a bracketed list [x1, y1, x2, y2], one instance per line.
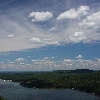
[0, 0, 100, 71]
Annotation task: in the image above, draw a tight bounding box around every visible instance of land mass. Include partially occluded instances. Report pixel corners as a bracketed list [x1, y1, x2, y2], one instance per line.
[0, 69, 100, 96]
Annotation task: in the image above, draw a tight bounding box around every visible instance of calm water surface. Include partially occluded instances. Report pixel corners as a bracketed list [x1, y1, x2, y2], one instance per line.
[0, 80, 100, 100]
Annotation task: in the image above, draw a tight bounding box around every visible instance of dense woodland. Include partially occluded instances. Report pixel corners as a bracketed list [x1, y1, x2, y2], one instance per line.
[0, 71, 100, 96]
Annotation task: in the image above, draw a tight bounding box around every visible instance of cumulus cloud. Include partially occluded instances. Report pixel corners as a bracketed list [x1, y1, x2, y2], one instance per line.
[69, 32, 86, 43]
[44, 38, 59, 45]
[28, 11, 53, 22]
[8, 62, 14, 64]
[94, 58, 100, 61]
[57, 9, 78, 20]
[1, 56, 100, 71]
[79, 11, 100, 29]
[0, 1, 99, 53]
[28, 37, 59, 45]
[76, 55, 83, 59]
[7, 34, 14, 38]
[28, 37, 41, 44]
[57, 5, 89, 20]
[49, 27, 57, 31]
[20, 63, 25, 65]
[16, 58, 25, 62]
[77, 6, 89, 16]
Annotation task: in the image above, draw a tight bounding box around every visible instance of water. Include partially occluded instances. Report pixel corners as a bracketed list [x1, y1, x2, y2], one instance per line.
[0, 80, 100, 100]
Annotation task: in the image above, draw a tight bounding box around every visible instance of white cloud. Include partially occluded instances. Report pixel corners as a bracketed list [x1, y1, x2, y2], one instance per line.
[45, 40, 59, 45]
[1, 57, 100, 71]
[57, 5, 89, 20]
[77, 6, 89, 16]
[94, 58, 100, 61]
[28, 11, 53, 22]
[57, 9, 78, 20]
[16, 58, 25, 62]
[8, 62, 14, 64]
[69, 32, 86, 43]
[64, 59, 72, 62]
[0, 3, 99, 52]
[28, 37, 41, 44]
[20, 63, 25, 65]
[49, 27, 57, 31]
[28, 37, 59, 45]
[7, 34, 14, 38]
[31, 60, 39, 62]
[79, 11, 100, 29]
[76, 55, 83, 59]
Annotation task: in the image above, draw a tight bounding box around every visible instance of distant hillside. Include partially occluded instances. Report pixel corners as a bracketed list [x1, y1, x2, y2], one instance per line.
[53, 69, 95, 73]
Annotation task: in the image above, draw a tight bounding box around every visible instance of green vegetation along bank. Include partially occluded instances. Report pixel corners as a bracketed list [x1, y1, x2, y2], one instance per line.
[0, 71, 100, 96]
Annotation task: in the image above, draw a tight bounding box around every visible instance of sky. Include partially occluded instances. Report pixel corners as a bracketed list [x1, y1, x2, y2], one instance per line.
[0, 0, 100, 71]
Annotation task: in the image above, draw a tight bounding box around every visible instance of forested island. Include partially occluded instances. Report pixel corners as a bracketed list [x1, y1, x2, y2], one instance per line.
[0, 69, 100, 96]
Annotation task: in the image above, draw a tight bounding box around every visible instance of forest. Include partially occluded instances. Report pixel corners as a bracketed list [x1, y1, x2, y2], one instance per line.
[0, 71, 100, 96]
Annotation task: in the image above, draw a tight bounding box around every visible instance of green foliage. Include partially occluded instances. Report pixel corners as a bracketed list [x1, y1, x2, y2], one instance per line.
[0, 71, 100, 96]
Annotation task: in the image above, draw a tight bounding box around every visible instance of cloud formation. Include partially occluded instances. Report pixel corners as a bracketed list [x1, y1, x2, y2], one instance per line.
[1, 0, 100, 71]
[49, 27, 57, 31]
[28, 37, 41, 44]
[0, 0, 100, 52]
[7, 34, 15, 38]
[28, 11, 53, 22]
[76, 55, 83, 59]
[79, 11, 100, 29]
[16, 58, 25, 62]
[57, 6, 89, 20]
[69, 32, 86, 43]
[0, 57, 100, 71]
[28, 37, 59, 45]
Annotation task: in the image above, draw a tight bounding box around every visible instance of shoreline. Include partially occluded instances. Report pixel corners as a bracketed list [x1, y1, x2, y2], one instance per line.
[0, 71, 100, 97]
[19, 82, 100, 97]
[0, 79, 100, 99]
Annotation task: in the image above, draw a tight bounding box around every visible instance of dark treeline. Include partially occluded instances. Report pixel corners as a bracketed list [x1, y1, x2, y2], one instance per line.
[0, 71, 100, 96]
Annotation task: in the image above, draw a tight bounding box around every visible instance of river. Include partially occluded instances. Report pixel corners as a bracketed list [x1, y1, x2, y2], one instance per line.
[0, 80, 100, 100]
